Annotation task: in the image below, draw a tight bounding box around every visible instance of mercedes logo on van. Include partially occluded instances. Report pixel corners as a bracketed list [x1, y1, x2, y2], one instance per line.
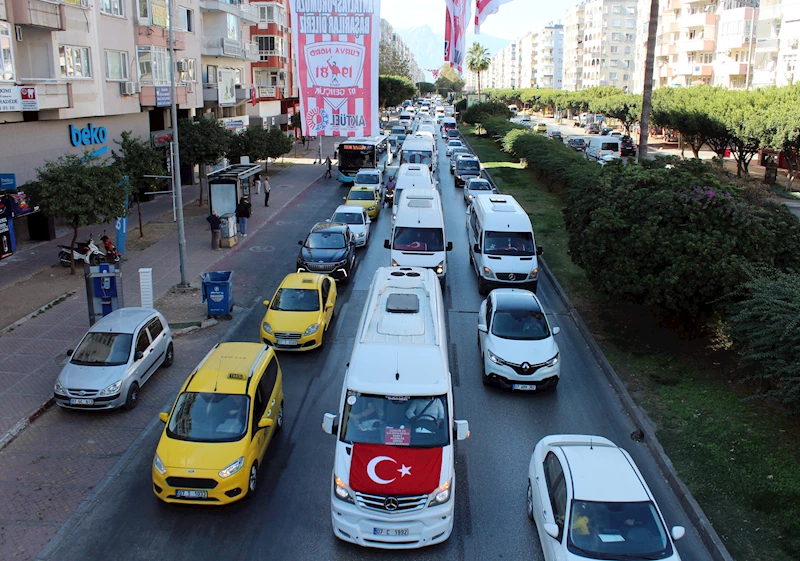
[507, 273, 516, 281]
[384, 497, 399, 511]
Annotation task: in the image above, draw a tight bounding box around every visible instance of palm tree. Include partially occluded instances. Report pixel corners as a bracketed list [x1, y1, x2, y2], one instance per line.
[638, 0, 660, 161]
[467, 42, 491, 94]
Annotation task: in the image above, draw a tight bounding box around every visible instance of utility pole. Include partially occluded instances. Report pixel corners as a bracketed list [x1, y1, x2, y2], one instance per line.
[167, 0, 189, 287]
[744, 5, 756, 89]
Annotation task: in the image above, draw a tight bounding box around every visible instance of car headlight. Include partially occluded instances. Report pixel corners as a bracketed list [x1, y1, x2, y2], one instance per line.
[262, 321, 273, 335]
[99, 380, 122, 396]
[304, 323, 320, 336]
[435, 261, 444, 275]
[468, 193, 475, 199]
[153, 453, 167, 475]
[482, 266, 495, 279]
[429, 480, 451, 506]
[218, 456, 245, 479]
[487, 349, 505, 365]
[544, 352, 559, 367]
[355, 232, 365, 238]
[334, 475, 355, 503]
[528, 268, 539, 279]
[391, 259, 399, 266]
[54, 379, 66, 395]
[367, 206, 376, 211]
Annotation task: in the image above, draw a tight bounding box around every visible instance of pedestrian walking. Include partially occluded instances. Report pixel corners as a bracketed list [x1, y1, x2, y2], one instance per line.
[207, 210, 222, 250]
[263, 175, 271, 207]
[235, 197, 252, 237]
[325, 157, 333, 178]
[253, 177, 261, 195]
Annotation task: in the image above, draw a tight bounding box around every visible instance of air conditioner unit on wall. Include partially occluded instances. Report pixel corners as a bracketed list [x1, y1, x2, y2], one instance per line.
[175, 61, 188, 72]
[119, 81, 139, 96]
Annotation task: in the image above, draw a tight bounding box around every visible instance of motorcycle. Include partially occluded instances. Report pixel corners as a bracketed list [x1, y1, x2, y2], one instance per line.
[100, 233, 121, 263]
[384, 187, 395, 208]
[58, 236, 106, 268]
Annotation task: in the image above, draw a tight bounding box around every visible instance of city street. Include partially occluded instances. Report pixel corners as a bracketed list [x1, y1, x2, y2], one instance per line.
[35, 134, 714, 561]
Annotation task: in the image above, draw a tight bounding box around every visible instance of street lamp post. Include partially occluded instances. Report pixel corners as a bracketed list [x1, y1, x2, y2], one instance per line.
[167, 0, 189, 287]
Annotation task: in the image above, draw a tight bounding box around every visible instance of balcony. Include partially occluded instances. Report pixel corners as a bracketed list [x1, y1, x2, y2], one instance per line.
[717, 33, 753, 51]
[716, 62, 748, 76]
[199, 0, 258, 23]
[135, 26, 186, 51]
[752, 68, 776, 87]
[755, 38, 780, 52]
[679, 12, 715, 28]
[17, 79, 72, 110]
[758, 3, 782, 20]
[675, 63, 713, 76]
[10, 0, 65, 30]
[202, 37, 258, 59]
[658, 44, 678, 56]
[679, 38, 715, 52]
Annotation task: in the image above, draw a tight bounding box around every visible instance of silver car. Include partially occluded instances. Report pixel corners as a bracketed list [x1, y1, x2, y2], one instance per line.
[54, 308, 174, 410]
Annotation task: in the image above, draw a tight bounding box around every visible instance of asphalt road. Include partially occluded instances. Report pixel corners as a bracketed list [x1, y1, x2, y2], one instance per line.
[41, 134, 715, 561]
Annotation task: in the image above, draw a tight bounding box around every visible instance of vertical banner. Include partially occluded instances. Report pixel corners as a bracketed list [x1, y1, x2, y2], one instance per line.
[445, 0, 471, 73]
[290, 0, 380, 138]
[475, 0, 513, 35]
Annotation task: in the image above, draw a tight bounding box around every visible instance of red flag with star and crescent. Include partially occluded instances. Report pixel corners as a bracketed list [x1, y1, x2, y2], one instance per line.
[350, 444, 443, 495]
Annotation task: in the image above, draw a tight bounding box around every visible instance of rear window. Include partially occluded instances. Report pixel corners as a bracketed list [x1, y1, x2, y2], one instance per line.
[601, 143, 619, 151]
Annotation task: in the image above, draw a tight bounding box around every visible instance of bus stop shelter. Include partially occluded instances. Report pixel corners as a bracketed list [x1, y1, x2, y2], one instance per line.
[207, 163, 264, 218]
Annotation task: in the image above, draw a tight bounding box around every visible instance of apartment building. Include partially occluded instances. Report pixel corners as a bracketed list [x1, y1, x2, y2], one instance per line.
[536, 23, 564, 89]
[563, 2, 586, 91]
[379, 19, 424, 85]
[518, 32, 537, 89]
[580, 0, 638, 90]
[753, 0, 800, 87]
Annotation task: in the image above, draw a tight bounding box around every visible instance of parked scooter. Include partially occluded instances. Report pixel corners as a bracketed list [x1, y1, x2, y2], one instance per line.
[100, 233, 121, 263]
[58, 236, 106, 267]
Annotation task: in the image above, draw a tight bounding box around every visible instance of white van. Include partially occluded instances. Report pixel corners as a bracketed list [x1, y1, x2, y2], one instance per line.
[586, 137, 621, 163]
[398, 112, 413, 132]
[322, 266, 469, 549]
[508, 104, 519, 116]
[393, 166, 436, 213]
[399, 136, 435, 171]
[386, 189, 452, 285]
[466, 195, 542, 294]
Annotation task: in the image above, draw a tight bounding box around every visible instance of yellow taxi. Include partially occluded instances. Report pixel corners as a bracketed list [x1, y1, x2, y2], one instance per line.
[535, 122, 548, 134]
[344, 186, 381, 219]
[152, 342, 283, 505]
[260, 273, 337, 351]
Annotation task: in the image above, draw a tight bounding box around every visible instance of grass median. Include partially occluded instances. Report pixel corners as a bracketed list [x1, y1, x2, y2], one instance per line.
[462, 125, 800, 561]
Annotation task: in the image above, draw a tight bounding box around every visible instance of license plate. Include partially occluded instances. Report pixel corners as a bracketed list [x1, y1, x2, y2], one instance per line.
[69, 398, 94, 405]
[176, 489, 208, 499]
[277, 339, 299, 346]
[373, 527, 410, 537]
[512, 384, 537, 391]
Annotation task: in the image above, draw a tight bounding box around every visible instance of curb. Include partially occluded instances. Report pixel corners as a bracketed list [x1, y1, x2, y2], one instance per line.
[0, 291, 76, 337]
[0, 397, 55, 453]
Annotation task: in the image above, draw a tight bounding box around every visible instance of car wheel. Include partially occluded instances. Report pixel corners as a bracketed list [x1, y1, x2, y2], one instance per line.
[477, 277, 488, 295]
[124, 382, 139, 410]
[163, 343, 174, 368]
[276, 402, 284, 432]
[319, 329, 326, 350]
[527, 482, 535, 521]
[246, 462, 258, 498]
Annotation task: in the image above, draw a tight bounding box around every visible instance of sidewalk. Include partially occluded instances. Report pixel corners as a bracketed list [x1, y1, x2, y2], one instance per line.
[0, 136, 334, 441]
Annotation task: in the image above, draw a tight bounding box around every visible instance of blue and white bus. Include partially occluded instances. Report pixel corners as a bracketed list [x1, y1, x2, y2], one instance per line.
[337, 136, 392, 184]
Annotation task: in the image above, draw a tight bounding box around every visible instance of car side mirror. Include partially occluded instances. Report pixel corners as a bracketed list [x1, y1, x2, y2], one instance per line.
[322, 412, 338, 435]
[446, 241, 453, 251]
[473, 243, 481, 254]
[384, 239, 390, 249]
[262, 299, 270, 307]
[158, 412, 169, 423]
[537, 246, 544, 256]
[454, 419, 470, 440]
[544, 523, 560, 540]
[297, 240, 303, 246]
[325, 219, 331, 223]
[343, 197, 347, 201]
[366, 217, 372, 224]
[134, 350, 144, 361]
[671, 526, 686, 541]
[478, 323, 487, 333]
[66, 349, 74, 357]
[258, 417, 274, 429]
[325, 302, 334, 310]
[552, 326, 561, 335]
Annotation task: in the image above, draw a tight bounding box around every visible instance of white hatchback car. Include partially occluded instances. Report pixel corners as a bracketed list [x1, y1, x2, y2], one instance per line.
[330, 204, 371, 247]
[478, 289, 560, 390]
[446, 139, 464, 157]
[54, 308, 174, 410]
[463, 177, 497, 204]
[527, 435, 685, 561]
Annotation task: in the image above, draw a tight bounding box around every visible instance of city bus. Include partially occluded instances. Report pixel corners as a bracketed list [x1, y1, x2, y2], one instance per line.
[337, 136, 393, 184]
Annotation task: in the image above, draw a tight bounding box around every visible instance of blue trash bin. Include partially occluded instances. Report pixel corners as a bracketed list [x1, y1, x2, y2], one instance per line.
[201, 271, 234, 316]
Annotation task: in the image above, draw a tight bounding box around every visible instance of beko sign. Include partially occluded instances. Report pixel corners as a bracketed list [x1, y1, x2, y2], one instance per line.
[69, 123, 108, 147]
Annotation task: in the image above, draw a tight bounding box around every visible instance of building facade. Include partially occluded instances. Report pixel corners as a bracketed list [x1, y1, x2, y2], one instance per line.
[580, 0, 638, 91]
[753, 0, 800, 87]
[536, 23, 564, 89]
[379, 18, 424, 85]
[563, 2, 586, 90]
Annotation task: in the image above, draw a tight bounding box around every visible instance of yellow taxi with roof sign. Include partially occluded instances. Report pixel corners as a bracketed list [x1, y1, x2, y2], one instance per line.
[344, 186, 381, 219]
[152, 342, 283, 505]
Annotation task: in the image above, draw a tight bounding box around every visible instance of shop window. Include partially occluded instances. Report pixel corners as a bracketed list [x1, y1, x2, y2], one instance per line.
[105, 50, 129, 81]
[0, 23, 15, 82]
[60, 45, 92, 78]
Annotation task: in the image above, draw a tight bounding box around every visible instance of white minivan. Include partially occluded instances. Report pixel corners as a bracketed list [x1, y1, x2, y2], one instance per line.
[585, 137, 621, 164]
[322, 266, 469, 549]
[394, 164, 436, 208]
[386, 189, 452, 286]
[466, 195, 542, 294]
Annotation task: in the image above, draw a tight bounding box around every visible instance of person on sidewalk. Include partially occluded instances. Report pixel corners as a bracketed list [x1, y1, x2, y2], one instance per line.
[325, 157, 333, 178]
[207, 210, 222, 250]
[264, 176, 272, 207]
[236, 197, 251, 237]
[253, 177, 261, 195]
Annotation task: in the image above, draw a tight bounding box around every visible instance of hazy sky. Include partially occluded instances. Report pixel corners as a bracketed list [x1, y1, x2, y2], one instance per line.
[380, 0, 570, 40]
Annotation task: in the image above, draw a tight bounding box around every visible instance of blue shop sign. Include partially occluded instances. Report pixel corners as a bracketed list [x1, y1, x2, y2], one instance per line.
[0, 173, 15, 191]
[69, 123, 108, 147]
[155, 87, 171, 107]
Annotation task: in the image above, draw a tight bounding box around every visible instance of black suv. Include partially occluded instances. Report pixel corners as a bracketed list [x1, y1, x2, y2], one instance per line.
[297, 222, 356, 283]
[620, 135, 637, 157]
[454, 155, 481, 187]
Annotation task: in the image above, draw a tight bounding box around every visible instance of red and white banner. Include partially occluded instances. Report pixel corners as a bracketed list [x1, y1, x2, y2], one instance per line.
[350, 444, 442, 495]
[289, 0, 380, 138]
[445, 0, 471, 73]
[475, 0, 513, 34]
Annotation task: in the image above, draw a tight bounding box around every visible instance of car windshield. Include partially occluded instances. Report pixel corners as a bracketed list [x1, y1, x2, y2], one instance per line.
[448, 141, 463, 147]
[492, 309, 550, 340]
[71, 332, 133, 366]
[341, 393, 450, 447]
[393, 227, 445, 252]
[572, 139, 585, 145]
[458, 160, 480, 172]
[271, 288, 320, 312]
[167, 393, 250, 443]
[451, 148, 469, 158]
[568, 500, 673, 559]
[446, 130, 459, 137]
[484, 231, 535, 256]
[355, 173, 380, 185]
[306, 232, 346, 249]
[401, 150, 433, 166]
[332, 212, 364, 225]
[468, 181, 492, 191]
[348, 190, 376, 201]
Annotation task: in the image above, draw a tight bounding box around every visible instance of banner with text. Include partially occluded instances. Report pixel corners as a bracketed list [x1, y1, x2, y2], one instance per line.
[290, 0, 380, 138]
[445, 0, 471, 73]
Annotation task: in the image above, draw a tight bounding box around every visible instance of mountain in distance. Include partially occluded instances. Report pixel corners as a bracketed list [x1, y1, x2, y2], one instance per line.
[393, 24, 511, 81]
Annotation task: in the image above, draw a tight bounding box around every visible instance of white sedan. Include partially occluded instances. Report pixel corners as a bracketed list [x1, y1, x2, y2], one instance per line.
[527, 435, 685, 561]
[329, 205, 371, 247]
[478, 289, 560, 391]
[446, 139, 464, 157]
[463, 178, 497, 204]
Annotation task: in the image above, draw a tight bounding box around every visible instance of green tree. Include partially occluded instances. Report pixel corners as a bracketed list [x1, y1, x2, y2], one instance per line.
[466, 42, 491, 94]
[763, 84, 800, 189]
[435, 64, 465, 97]
[590, 94, 641, 134]
[178, 116, 232, 205]
[263, 127, 293, 170]
[379, 75, 416, 108]
[379, 39, 411, 80]
[112, 131, 166, 239]
[461, 101, 512, 125]
[417, 82, 437, 95]
[227, 125, 271, 164]
[26, 152, 126, 274]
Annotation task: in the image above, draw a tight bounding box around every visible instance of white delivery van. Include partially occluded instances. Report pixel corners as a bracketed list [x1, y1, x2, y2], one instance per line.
[466, 194, 542, 294]
[398, 112, 413, 132]
[322, 266, 469, 549]
[386, 189, 452, 286]
[394, 165, 436, 212]
[399, 135, 435, 171]
[586, 137, 621, 164]
[508, 104, 519, 116]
